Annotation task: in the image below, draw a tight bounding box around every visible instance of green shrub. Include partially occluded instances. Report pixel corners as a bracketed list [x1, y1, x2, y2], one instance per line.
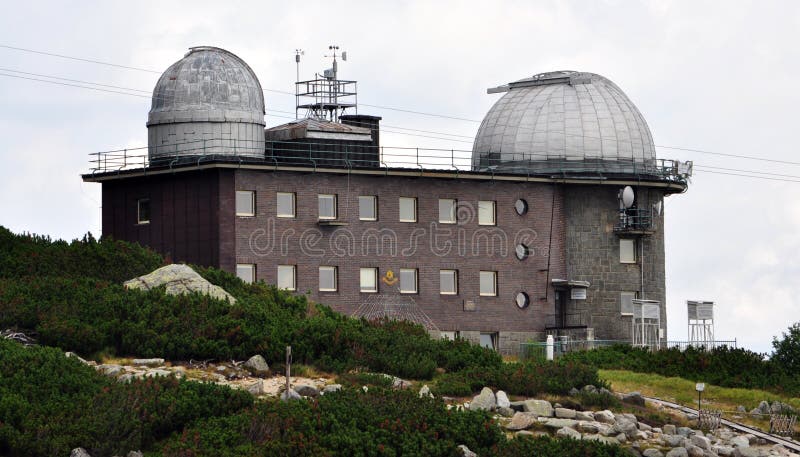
[490, 435, 630, 457]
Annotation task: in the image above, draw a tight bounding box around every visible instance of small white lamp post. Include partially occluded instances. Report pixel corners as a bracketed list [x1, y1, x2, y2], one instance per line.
[695, 382, 705, 412]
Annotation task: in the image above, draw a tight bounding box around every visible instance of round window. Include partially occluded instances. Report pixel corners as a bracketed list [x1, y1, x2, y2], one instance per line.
[514, 199, 528, 216]
[515, 243, 529, 261]
[515, 292, 530, 309]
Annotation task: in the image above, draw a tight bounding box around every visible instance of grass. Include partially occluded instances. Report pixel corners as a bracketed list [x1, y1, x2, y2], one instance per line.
[600, 369, 800, 432]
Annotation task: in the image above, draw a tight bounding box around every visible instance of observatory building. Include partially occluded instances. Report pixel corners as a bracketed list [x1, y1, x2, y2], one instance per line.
[83, 47, 690, 353]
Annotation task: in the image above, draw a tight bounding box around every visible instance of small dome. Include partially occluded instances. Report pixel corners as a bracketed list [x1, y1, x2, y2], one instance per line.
[148, 46, 265, 127]
[472, 71, 655, 174]
[147, 47, 266, 160]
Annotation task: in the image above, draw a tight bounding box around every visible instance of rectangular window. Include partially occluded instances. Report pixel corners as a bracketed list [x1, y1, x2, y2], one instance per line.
[137, 198, 150, 225]
[620, 291, 636, 316]
[440, 269, 458, 295]
[479, 271, 497, 296]
[438, 198, 457, 224]
[478, 200, 496, 226]
[318, 194, 337, 220]
[399, 197, 417, 222]
[277, 265, 296, 291]
[399, 268, 418, 294]
[360, 267, 378, 293]
[236, 264, 256, 284]
[319, 266, 337, 292]
[479, 332, 498, 351]
[620, 238, 637, 263]
[236, 191, 255, 217]
[359, 195, 378, 221]
[276, 192, 296, 218]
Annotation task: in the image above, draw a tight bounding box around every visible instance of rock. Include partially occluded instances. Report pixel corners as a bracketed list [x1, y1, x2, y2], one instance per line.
[99, 364, 123, 376]
[505, 412, 538, 431]
[736, 405, 747, 413]
[118, 373, 135, 383]
[457, 444, 477, 457]
[575, 411, 594, 421]
[613, 417, 639, 439]
[664, 435, 685, 447]
[666, 448, 689, 457]
[663, 424, 677, 435]
[713, 445, 734, 457]
[244, 355, 269, 376]
[583, 434, 619, 445]
[757, 401, 771, 415]
[623, 391, 646, 407]
[496, 406, 515, 417]
[247, 380, 265, 395]
[469, 387, 496, 411]
[124, 264, 236, 303]
[495, 390, 510, 409]
[65, 352, 90, 365]
[71, 448, 91, 457]
[557, 426, 582, 439]
[583, 385, 598, 393]
[127, 452, 144, 457]
[419, 384, 433, 398]
[730, 436, 749, 448]
[594, 410, 616, 424]
[145, 369, 171, 378]
[676, 427, 694, 437]
[133, 358, 164, 366]
[542, 418, 579, 429]
[515, 430, 535, 437]
[732, 448, 760, 457]
[569, 387, 580, 396]
[294, 384, 320, 398]
[638, 422, 652, 432]
[280, 388, 302, 402]
[522, 399, 553, 417]
[323, 384, 342, 394]
[577, 421, 600, 434]
[615, 432, 627, 444]
[555, 407, 577, 419]
[691, 435, 711, 451]
[685, 445, 704, 457]
[643, 449, 665, 457]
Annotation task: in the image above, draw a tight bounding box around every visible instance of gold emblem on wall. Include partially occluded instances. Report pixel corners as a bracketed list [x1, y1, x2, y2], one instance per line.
[382, 269, 399, 286]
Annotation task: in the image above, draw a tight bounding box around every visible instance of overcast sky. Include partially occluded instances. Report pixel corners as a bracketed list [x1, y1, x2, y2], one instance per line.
[1, 1, 798, 354]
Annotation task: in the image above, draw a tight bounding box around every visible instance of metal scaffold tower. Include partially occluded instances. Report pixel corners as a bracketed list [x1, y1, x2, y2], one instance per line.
[687, 300, 715, 348]
[295, 45, 357, 122]
[632, 299, 662, 349]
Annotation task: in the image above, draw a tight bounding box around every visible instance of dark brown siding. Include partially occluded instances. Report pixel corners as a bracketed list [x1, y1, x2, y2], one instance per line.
[100, 169, 223, 267]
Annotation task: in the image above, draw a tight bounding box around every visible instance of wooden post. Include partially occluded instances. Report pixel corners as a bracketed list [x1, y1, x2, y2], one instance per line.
[285, 346, 292, 393]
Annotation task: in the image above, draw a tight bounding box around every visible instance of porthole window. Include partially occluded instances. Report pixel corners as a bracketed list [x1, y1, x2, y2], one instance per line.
[514, 199, 528, 216]
[515, 292, 530, 309]
[515, 243, 529, 261]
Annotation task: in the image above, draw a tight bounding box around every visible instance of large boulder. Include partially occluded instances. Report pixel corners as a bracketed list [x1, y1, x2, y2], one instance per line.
[623, 391, 646, 406]
[469, 387, 496, 411]
[690, 435, 711, 451]
[594, 410, 616, 424]
[522, 399, 554, 417]
[557, 426, 582, 439]
[495, 390, 510, 409]
[505, 412, 538, 431]
[665, 448, 689, 457]
[542, 418, 578, 429]
[555, 407, 577, 419]
[71, 449, 91, 457]
[280, 388, 302, 402]
[323, 384, 342, 394]
[244, 355, 270, 376]
[294, 384, 320, 398]
[124, 264, 236, 304]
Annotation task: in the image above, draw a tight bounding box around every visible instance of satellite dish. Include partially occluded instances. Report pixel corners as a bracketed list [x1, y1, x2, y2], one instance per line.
[621, 186, 635, 209]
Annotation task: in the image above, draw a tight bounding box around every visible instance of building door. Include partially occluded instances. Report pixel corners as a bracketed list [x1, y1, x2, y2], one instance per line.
[554, 290, 567, 328]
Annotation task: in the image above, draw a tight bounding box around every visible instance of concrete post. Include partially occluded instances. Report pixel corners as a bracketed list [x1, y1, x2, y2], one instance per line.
[546, 334, 554, 361]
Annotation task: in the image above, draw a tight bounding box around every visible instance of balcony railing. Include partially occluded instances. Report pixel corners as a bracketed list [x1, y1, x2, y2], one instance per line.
[545, 311, 588, 330]
[86, 138, 691, 185]
[614, 208, 654, 233]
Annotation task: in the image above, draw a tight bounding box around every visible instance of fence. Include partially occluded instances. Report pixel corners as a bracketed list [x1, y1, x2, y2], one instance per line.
[520, 339, 738, 361]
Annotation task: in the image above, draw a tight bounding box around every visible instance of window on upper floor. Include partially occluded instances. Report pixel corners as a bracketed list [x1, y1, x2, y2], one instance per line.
[236, 191, 255, 217]
[399, 197, 417, 222]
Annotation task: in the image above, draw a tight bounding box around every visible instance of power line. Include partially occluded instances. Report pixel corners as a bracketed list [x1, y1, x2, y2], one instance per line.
[693, 168, 800, 184]
[0, 67, 152, 93]
[0, 44, 161, 73]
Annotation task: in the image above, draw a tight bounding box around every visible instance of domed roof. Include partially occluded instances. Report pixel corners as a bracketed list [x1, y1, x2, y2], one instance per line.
[147, 46, 265, 127]
[472, 71, 655, 173]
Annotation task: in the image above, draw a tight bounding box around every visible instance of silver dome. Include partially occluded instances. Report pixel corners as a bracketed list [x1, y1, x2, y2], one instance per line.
[472, 71, 656, 174]
[147, 46, 265, 160]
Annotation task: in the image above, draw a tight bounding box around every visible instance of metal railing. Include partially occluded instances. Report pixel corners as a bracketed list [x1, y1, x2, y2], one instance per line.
[614, 208, 654, 232]
[87, 138, 691, 184]
[520, 339, 738, 361]
[545, 311, 588, 329]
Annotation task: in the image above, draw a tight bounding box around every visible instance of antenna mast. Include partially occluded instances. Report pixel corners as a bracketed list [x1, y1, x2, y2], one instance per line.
[295, 44, 357, 122]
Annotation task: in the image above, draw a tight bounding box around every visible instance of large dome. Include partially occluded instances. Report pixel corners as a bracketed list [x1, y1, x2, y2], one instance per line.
[472, 71, 656, 175]
[147, 46, 266, 160]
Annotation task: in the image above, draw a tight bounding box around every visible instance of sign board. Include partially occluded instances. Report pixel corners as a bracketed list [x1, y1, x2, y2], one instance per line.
[570, 288, 587, 300]
[695, 382, 705, 392]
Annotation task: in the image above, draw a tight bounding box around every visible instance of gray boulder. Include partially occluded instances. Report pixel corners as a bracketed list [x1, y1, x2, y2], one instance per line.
[469, 387, 496, 411]
[684, 445, 704, 457]
[145, 369, 171, 378]
[732, 448, 760, 457]
[542, 418, 579, 429]
[495, 390, 510, 409]
[555, 407, 577, 419]
[280, 388, 302, 402]
[522, 399, 553, 417]
[65, 352, 90, 365]
[575, 411, 594, 421]
[691, 435, 711, 451]
[664, 435, 685, 447]
[736, 405, 747, 413]
[419, 385, 433, 398]
[643, 449, 664, 457]
[613, 417, 639, 439]
[71, 449, 91, 457]
[666, 448, 689, 457]
[676, 427, 694, 437]
[457, 445, 477, 457]
[583, 384, 598, 393]
[730, 436, 749, 448]
[623, 391, 646, 406]
[124, 264, 236, 303]
[99, 364, 123, 376]
[247, 380, 265, 395]
[496, 406, 515, 417]
[663, 424, 677, 435]
[244, 355, 269, 376]
[323, 384, 342, 394]
[713, 445, 734, 457]
[594, 410, 615, 424]
[294, 384, 320, 398]
[127, 452, 144, 457]
[557, 426, 582, 439]
[576, 421, 601, 434]
[505, 412, 538, 431]
[569, 387, 580, 396]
